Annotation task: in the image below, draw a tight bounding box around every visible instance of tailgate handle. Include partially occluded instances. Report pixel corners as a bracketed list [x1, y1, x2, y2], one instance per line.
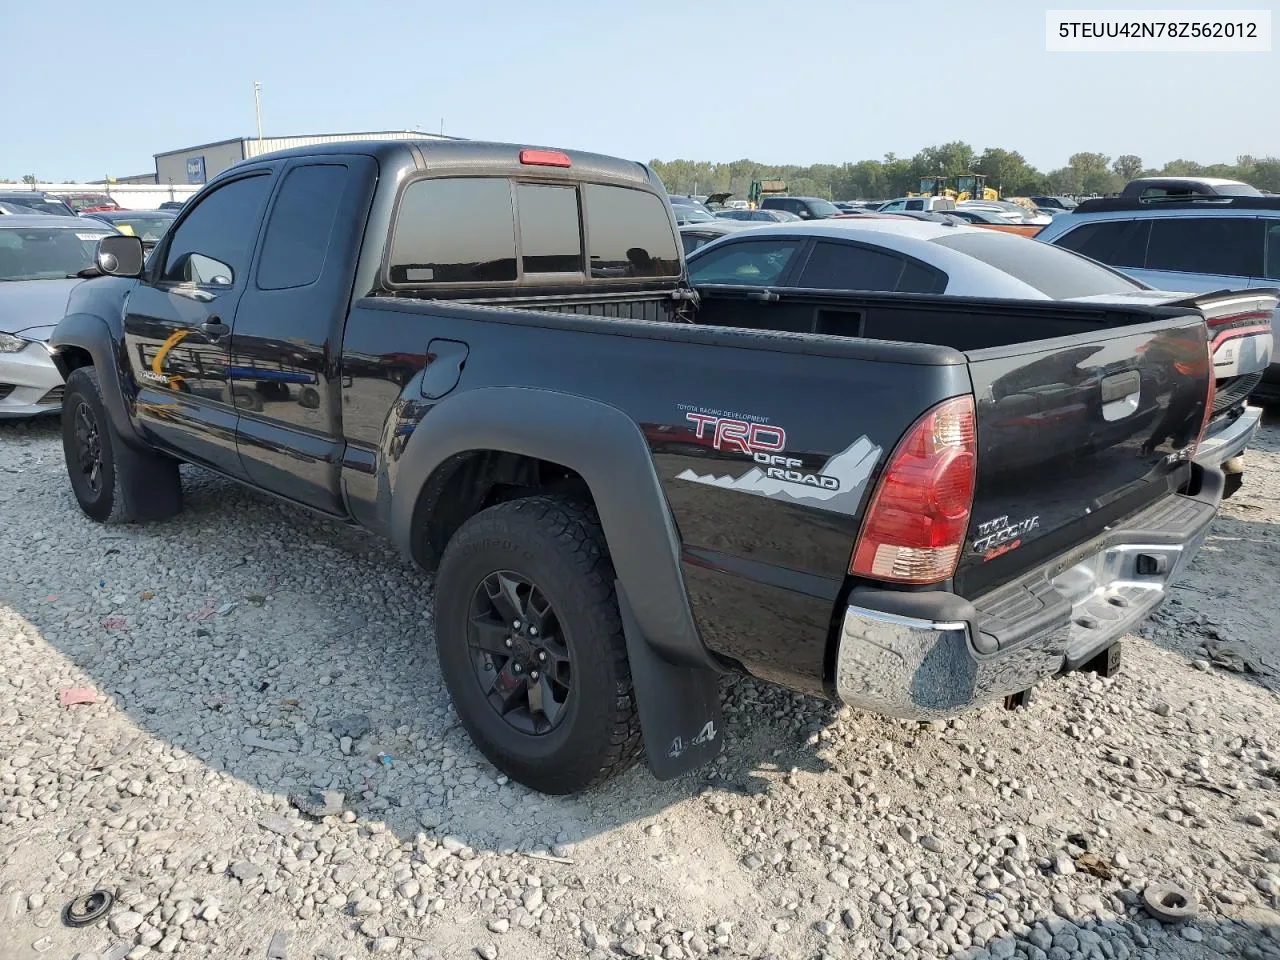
[1100, 370, 1141, 421]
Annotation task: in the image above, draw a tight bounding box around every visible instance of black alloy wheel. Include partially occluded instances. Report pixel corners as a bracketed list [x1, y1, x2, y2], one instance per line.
[73, 401, 104, 496]
[467, 570, 572, 735]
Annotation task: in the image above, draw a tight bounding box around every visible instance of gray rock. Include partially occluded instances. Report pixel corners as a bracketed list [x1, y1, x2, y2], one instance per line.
[330, 714, 372, 739]
[108, 911, 144, 935]
[1053, 853, 1076, 876]
[1182, 927, 1204, 943]
[620, 937, 647, 957]
[921, 835, 944, 854]
[229, 861, 261, 881]
[290, 789, 345, 819]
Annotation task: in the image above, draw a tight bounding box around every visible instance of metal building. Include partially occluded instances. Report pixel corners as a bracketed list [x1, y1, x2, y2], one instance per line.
[154, 131, 453, 185]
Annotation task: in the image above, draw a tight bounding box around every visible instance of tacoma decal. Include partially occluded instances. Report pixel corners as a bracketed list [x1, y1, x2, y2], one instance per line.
[675, 435, 882, 514]
[972, 514, 1040, 557]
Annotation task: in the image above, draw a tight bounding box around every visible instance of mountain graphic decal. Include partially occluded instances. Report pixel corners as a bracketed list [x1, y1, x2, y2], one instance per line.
[675, 436, 882, 515]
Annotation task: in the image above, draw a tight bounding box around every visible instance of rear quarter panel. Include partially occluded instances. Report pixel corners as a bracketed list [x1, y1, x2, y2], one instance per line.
[340, 301, 970, 694]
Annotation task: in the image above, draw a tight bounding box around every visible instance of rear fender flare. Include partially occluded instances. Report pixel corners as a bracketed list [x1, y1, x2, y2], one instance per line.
[49, 312, 147, 449]
[390, 386, 719, 674]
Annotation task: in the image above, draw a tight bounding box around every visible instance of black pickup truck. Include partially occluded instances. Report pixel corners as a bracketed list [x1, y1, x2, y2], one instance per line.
[51, 139, 1222, 794]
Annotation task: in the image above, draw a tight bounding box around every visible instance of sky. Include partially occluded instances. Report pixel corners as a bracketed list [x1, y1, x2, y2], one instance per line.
[4, 0, 1277, 182]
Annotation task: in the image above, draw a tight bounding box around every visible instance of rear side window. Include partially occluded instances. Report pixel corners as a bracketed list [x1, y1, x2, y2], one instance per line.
[905, 199, 924, 211]
[1265, 220, 1280, 280]
[257, 164, 348, 290]
[932, 231, 1142, 299]
[797, 241, 946, 294]
[516, 183, 582, 274]
[389, 178, 516, 284]
[583, 185, 680, 279]
[1145, 218, 1264, 278]
[687, 239, 801, 286]
[1052, 220, 1149, 269]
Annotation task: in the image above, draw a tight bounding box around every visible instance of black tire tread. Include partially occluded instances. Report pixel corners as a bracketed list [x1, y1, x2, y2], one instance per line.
[436, 495, 643, 793]
[62, 367, 181, 524]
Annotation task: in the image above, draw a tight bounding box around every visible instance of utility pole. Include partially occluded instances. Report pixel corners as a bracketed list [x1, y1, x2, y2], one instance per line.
[440, 118, 445, 136]
[253, 81, 264, 142]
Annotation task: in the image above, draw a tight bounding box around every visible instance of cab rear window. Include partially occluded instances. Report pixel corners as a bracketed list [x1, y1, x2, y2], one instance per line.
[387, 177, 678, 286]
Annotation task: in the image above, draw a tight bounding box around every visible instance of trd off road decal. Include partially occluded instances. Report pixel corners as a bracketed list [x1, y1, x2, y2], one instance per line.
[672, 408, 882, 515]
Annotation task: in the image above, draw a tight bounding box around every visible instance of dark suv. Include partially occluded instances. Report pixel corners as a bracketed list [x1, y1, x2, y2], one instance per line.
[760, 195, 841, 220]
[0, 192, 76, 216]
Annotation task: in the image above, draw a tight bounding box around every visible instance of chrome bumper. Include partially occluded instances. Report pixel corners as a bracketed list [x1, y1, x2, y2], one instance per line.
[834, 479, 1220, 720]
[1194, 404, 1260, 468]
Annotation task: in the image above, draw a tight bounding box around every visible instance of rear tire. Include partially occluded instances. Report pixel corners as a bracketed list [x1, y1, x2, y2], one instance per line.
[61, 367, 182, 524]
[434, 496, 642, 794]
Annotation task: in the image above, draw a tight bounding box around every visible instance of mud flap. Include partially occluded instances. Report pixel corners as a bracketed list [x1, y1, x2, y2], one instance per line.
[617, 583, 724, 779]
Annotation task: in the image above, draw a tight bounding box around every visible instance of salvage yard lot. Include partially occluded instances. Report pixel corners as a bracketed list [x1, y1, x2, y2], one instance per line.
[3, 417, 1280, 960]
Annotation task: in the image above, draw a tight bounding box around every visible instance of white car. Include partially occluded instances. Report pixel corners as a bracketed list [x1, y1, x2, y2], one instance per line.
[683, 217, 1185, 301]
[958, 200, 1053, 226]
[0, 215, 117, 418]
[877, 196, 956, 213]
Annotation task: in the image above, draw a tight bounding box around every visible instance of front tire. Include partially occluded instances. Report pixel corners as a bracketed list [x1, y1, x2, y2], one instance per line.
[61, 367, 182, 524]
[434, 496, 642, 794]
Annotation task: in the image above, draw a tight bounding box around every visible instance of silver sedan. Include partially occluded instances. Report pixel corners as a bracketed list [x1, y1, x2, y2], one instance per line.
[1, 215, 117, 418]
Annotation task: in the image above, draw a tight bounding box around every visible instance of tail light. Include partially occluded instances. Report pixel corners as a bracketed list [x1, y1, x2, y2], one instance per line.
[1204, 308, 1271, 330]
[1192, 341, 1218, 456]
[851, 395, 977, 584]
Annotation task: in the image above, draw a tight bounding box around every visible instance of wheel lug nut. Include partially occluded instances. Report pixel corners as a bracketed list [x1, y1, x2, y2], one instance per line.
[512, 620, 521, 630]
[513, 664, 522, 674]
[537, 651, 547, 662]
[530, 671, 539, 681]
[529, 626, 538, 636]
[504, 638, 513, 648]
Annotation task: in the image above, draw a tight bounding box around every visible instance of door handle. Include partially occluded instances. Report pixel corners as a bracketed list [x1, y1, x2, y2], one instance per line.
[201, 317, 230, 340]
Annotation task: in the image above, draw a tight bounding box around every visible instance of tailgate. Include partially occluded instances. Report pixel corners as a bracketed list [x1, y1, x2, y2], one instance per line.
[955, 316, 1211, 598]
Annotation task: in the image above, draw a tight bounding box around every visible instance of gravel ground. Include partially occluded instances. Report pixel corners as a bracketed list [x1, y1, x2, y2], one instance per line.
[3, 413, 1280, 960]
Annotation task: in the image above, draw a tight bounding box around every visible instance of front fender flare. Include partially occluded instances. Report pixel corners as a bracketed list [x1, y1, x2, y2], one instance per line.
[50, 312, 146, 448]
[390, 386, 719, 674]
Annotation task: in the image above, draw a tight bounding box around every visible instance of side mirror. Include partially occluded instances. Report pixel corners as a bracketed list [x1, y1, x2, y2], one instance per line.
[96, 235, 146, 277]
[796, 209, 811, 219]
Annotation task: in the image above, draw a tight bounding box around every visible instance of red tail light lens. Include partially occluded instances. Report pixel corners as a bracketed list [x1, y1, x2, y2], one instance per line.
[1204, 309, 1271, 329]
[519, 148, 572, 168]
[1192, 342, 1218, 456]
[851, 395, 977, 584]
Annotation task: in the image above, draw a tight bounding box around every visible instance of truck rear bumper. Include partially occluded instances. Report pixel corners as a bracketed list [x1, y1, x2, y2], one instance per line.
[833, 467, 1222, 720]
[1194, 404, 1260, 468]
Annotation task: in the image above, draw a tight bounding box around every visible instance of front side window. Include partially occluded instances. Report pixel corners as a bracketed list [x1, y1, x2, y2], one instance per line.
[162, 174, 272, 286]
[517, 183, 583, 274]
[1145, 217, 1264, 277]
[389, 178, 516, 284]
[257, 164, 349, 290]
[687, 239, 801, 286]
[584, 185, 681, 279]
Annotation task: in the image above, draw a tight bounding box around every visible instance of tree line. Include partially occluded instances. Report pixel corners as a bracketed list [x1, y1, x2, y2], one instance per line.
[650, 145, 1280, 201]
